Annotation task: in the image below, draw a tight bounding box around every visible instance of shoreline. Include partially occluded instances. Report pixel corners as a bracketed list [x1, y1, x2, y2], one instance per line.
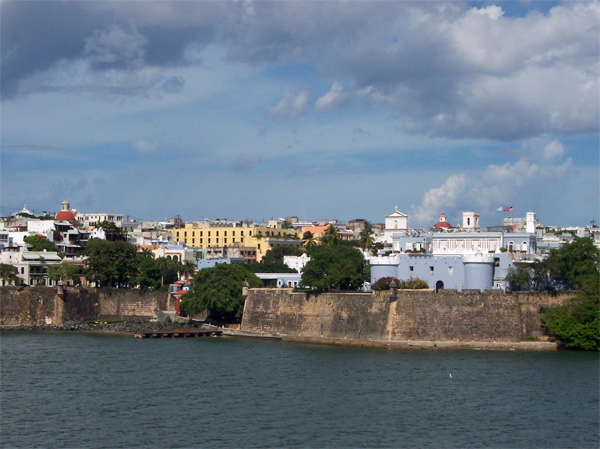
[1, 323, 558, 351]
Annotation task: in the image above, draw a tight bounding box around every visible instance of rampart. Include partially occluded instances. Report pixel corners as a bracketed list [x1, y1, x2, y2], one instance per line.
[241, 288, 573, 344]
[0, 286, 174, 326]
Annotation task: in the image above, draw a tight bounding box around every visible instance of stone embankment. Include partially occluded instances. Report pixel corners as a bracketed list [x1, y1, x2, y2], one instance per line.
[1, 318, 216, 334]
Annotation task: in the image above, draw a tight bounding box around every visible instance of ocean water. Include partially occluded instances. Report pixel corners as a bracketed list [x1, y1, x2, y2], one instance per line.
[1, 332, 598, 449]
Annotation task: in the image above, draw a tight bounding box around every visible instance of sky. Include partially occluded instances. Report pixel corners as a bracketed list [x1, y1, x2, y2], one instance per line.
[1, 0, 598, 229]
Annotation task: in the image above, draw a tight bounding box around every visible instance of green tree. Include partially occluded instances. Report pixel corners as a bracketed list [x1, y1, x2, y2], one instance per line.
[180, 264, 262, 323]
[359, 227, 375, 250]
[505, 265, 533, 291]
[542, 274, 599, 350]
[300, 245, 365, 291]
[135, 251, 161, 290]
[0, 264, 21, 285]
[302, 231, 317, 249]
[23, 235, 57, 252]
[84, 239, 139, 288]
[47, 262, 81, 285]
[155, 257, 181, 288]
[549, 237, 599, 289]
[180, 259, 197, 279]
[320, 225, 340, 246]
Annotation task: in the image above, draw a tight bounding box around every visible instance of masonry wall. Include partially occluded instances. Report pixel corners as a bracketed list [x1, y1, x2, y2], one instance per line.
[241, 288, 572, 342]
[0, 287, 174, 326]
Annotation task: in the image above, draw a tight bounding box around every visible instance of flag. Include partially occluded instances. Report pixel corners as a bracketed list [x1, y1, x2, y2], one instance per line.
[504, 206, 513, 212]
[497, 207, 503, 211]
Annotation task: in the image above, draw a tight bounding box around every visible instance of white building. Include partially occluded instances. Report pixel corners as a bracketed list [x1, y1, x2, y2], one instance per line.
[381, 207, 409, 243]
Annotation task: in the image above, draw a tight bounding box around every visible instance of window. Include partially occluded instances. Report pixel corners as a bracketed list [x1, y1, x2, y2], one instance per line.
[494, 258, 500, 267]
[216, 231, 219, 236]
[409, 266, 414, 275]
[224, 238, 227, 244]
[192, 239, 195, 245]
[21, 267, 24, 274]
[430, 266, 434, 275]
[224, 231, 227, 236]
[177, 232, 179, 238]
[448, 266, 453, 275]
[467, 218, 471, 226]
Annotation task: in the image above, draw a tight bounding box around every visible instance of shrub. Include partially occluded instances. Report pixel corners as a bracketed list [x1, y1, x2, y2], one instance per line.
[371, 277, 400, 291]
[403, 278, 429, 289]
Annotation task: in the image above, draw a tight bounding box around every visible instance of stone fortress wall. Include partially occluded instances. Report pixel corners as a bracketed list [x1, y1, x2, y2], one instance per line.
[0, 286, 174, 326]
[241, 288, 572, 344]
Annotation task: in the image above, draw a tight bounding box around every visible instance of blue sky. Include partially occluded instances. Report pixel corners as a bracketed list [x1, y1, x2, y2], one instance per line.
[1, 1, 598, 228]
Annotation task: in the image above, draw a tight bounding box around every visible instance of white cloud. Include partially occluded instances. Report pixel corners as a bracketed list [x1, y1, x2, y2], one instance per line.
[470, 5, 504, 21]
[267, 90, 308, 119]
[315, 82, 348, 111]
[412, 174, 468, 225]
[410, 139, 576, 227]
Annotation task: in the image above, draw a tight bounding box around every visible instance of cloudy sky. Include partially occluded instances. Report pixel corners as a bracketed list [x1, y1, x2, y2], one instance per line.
[1, 1, 598, 228]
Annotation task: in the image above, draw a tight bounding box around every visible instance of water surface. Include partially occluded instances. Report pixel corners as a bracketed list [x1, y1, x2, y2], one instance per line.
[1, 332, 598, 448]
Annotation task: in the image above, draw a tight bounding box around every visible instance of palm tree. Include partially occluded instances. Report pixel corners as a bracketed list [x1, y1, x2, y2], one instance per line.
[320, 225, 340, 246]
[359, 227, 375, 250]
[302, 231, 317, 249]
[180, 259, 197, 280]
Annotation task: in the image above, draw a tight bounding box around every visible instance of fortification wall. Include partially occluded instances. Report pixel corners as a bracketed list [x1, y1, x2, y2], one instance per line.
[0, 287, 174, 326]
[241, 289, 572, 343]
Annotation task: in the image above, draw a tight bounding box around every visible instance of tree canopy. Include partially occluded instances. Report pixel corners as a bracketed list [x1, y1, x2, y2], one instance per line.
[180, 264, 262, 323]
[23, 235, 57, 252]
[47, 262, 81, 284]
[0, 264, 21, 286]
[506, 237, 599, 292]
[300, 245, 366, 291]
[84, 239, 139, 288]
[542, 275, 599, 350]
[504, 237, 599, 350]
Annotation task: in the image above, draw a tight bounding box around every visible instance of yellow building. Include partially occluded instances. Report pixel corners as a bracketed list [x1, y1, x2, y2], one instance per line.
[169, 223, 302, 260]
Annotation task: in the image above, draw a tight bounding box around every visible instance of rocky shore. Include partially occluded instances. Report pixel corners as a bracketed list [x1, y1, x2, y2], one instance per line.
[0, 318, 217, 334]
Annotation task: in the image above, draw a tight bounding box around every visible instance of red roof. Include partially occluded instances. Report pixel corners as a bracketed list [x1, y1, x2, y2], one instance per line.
[56, 210, 76, 221]
[175, 290, 187, 296]
[433, 221, 452, 228]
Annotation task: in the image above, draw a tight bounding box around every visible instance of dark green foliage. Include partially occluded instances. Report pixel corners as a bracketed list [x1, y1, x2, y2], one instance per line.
[0, 263, 21, 285]
[542, 274, 599, 350]
[371, 277, 400, 291]
[505, 266, 533, 291]
[302, 231, 317, 249]
[549, 237, 599, 288]
[319, 225, 340, 246]
[23, 235, 57, 252]
[84, 238, 139, 288]
[359, 227, 375, 250]
[300, 245, 365, 291]
[47, 262, 81, 284]
[506, 237, 599, 292]
[180, 264, 262, 323]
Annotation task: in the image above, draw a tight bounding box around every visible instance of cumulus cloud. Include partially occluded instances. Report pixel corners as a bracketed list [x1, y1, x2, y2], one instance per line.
[411, 139, 574, 227]
[315, 82, 348, 111]
[268, 90, 308, 119]
[2, 1, 598, 140]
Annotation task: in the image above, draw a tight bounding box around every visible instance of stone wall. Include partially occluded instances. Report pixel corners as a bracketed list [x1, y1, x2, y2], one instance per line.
[0, 286, 174, 326]
[241, 288, 572, 343]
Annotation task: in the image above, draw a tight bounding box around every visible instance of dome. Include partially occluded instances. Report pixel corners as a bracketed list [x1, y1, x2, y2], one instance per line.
[56, 200, 76, 221]
[433, 212, 452, 228]
[56, 210, 76, 221]
[433, 221, 453, 229]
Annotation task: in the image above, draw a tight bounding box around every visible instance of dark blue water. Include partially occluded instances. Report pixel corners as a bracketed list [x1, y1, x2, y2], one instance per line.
[1, 332, 598, 448]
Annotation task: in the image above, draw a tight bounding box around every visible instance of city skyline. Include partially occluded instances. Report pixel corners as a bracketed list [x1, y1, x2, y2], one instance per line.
[2, 1, 598, 228]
